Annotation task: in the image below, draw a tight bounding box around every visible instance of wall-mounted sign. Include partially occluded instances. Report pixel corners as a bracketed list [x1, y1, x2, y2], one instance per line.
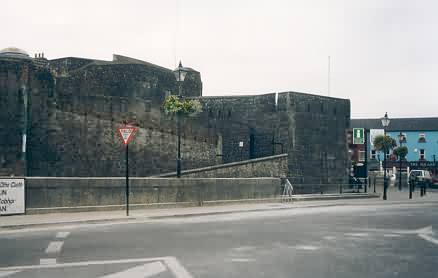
[353, 128, 364, 144]
[0, 179, 25, 215]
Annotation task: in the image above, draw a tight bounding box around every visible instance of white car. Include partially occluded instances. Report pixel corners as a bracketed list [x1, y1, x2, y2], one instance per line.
[408, 170, 432, 186]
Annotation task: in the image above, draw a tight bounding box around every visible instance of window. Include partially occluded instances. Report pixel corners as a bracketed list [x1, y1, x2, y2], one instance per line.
[398, 133, 407, 143]
[418, 133, 426, 143]
[420, 149, 425, 160]
[371, 150, 377, 160]
[358, 151, 365, 162]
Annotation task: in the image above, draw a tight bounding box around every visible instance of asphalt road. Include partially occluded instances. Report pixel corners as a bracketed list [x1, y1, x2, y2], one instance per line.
[1, 200, 438, 278]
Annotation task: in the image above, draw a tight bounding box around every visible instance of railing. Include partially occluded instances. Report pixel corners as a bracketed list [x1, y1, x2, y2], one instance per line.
[281, 178, 371, 195]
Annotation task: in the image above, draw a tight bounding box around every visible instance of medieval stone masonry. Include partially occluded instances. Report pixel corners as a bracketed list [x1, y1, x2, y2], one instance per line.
[0, 47, 350, 184]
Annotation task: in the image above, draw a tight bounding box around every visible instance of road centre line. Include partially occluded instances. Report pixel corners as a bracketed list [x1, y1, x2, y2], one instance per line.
[45, 241, 64, 254]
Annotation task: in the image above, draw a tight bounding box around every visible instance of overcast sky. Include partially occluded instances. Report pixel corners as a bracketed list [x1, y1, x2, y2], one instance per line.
[3, 0, 437, 118]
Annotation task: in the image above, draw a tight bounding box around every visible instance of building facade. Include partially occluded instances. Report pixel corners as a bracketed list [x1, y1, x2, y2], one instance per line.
[350, 117, 438, 174]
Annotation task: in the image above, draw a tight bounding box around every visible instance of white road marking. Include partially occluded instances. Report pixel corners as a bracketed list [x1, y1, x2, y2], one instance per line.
[294, 245, 319, 251]
[356, 225, 438, 245]
[344, 233, 369, 237]
[99, 261, 166, 278]
[418, 234, 438, 245]
[0, 256, 193, 278]
[56, 231, 70, 239]
[164, 256, 194, 278]
[355, 226, 433, 235]
[0, 271, 21, 277]
[40, 258, 57, 265]
[383, 234, 402, 238]
[45, 241, 64, 254]
[323, 236, 336, 240]
[232, 246, 256, 252]
[229, 258, 256, 262]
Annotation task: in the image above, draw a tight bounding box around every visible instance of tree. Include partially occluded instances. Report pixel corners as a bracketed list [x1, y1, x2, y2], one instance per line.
[373, 135, 397, 155]
[393, 146, 408, 160]
[162, 95, 202, 116]
[162, 95, 202, 177]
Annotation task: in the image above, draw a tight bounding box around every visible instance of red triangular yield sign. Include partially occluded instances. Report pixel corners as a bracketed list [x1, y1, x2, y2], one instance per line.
[118, 125, 137, 145]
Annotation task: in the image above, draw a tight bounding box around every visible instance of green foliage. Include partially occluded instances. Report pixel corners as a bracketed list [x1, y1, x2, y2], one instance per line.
[393, 146, 408, 159]
[162, 95, 202, 117]
[373, 135, 397, 152]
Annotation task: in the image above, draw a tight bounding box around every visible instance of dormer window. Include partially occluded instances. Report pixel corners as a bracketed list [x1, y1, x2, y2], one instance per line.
[418, 133, 426, 143]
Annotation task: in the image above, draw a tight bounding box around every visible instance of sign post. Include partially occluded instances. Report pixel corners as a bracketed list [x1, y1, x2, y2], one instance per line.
[118, 124, 137, 216]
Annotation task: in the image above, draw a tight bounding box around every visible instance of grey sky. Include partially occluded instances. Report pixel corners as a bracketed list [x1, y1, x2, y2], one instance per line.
[3, 0, 437, 118]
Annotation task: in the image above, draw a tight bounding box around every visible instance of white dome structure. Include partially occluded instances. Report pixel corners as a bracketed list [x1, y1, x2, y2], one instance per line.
[0, 47, 30, 59]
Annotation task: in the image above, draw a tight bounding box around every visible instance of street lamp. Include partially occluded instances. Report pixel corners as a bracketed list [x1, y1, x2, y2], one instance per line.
[173, 61, 189, 178]
[398, 132, 404, 191]
[381, 112, 390, 200]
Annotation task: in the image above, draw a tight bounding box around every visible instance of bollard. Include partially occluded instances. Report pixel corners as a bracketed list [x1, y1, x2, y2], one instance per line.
[373, 176, 376, 193]
[409, 182, 412, 199]
[339, 184, 343, 194]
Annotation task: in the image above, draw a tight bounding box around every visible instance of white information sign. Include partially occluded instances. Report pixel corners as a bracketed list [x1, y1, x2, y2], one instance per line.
[0, 179, 25, 215]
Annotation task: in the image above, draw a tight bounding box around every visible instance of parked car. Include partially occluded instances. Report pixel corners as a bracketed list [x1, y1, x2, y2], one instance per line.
[431, 175, 438, 188]
[408, 170, 432, 187]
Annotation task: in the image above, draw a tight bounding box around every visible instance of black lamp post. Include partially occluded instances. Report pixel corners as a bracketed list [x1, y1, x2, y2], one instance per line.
[381, 112, 390, 200]
[398, 132, 404, 191]
[173, 61, 189, 178]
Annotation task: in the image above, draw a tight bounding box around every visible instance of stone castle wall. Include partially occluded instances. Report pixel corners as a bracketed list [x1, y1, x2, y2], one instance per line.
[0, 53, 350, 184]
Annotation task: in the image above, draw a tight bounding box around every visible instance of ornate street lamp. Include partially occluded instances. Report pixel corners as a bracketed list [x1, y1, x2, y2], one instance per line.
[397, 132, 404, 191]
[381, 112, 390, 200]
[173, 61, 189, 178]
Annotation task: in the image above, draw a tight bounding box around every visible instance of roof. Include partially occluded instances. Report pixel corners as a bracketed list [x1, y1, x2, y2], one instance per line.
[351, 117, 438, 131]
[0, 47, 30, 59]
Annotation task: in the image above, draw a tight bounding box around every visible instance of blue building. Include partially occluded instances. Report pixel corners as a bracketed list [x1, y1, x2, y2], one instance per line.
[350, 117, 438, 172]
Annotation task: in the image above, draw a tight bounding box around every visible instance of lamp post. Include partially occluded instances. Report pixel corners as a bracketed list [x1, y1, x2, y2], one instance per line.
[173, 61, 189, 178]
[381, 112, 390, 200]
[398, 132, 404, 191]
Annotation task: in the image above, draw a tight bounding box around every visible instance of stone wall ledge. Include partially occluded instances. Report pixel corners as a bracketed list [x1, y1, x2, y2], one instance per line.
[157, 153, 288, 178]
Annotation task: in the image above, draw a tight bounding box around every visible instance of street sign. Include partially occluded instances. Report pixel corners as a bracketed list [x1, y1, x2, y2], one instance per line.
[118, 125, 137, 145]
[117, 124, 138, 216]
[0, 179, 25, 215]
[353, 128, 364, 144]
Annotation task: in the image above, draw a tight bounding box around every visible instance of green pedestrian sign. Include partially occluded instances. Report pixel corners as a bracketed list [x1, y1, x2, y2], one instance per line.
[353, 128, 364, 144]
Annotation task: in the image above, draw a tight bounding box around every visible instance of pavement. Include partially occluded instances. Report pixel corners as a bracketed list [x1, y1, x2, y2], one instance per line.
[1, 185, 436, 231]
[0, 186, 438, 278]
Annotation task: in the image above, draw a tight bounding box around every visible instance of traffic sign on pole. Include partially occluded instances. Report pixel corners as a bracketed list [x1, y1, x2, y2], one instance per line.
[353, 128, 364, 144]
[117, 124, 137, 216]
[118, 126, 137, 145]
